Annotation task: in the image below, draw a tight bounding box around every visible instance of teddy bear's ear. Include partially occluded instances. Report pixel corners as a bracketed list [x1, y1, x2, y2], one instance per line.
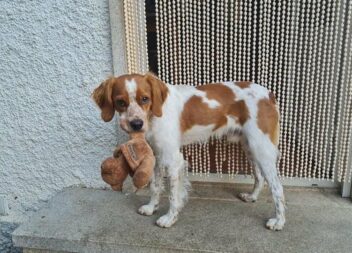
[92, 78, 115, 122]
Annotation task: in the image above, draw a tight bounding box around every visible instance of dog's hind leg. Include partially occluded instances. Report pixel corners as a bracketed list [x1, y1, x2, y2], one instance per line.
[238, 164, 265, 202]
[138, 163, 164, 216]
[244, 127, 285, 231]
[258, 157, 285, 231]
[238, 137, 265, 202]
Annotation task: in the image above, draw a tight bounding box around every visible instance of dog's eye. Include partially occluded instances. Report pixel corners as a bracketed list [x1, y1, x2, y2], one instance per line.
[115, 100, 126, 107]
[141, 97, 150, 104]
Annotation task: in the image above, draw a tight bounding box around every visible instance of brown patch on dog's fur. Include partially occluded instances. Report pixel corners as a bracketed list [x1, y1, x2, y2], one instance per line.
[269, 92, 276, 104]
[180, 83, 249, 132]
[228, 100, 250, 125]
[197, 84, 235, 104]
[135, 80, 152, 113]
[235, 81, 252, 89]
[257, 97, 279, 145]
[180, 96, 228, 132]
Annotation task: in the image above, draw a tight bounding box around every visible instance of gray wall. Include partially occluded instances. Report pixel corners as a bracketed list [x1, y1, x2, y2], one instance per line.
[0, 0, 127, 229]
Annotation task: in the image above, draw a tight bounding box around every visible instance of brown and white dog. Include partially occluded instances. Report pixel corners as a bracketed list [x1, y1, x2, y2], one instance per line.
[93, 73, 285, 231]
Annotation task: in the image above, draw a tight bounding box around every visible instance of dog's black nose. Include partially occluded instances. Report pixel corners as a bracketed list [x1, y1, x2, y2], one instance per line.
[130, 119, 143, 131]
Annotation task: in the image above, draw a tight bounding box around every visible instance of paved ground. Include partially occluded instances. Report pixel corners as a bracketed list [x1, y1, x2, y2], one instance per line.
[12, 182, 352, 253]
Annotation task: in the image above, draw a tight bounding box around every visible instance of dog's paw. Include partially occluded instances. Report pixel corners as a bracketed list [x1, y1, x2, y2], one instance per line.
[266, 218, 285, 231]
[138, 204, 157, 216]
[156, 214, 177, 228]
[238, 192, 257, 202]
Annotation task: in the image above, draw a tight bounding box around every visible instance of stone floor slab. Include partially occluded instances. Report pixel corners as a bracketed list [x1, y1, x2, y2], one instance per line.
[12, 183, 352, 253]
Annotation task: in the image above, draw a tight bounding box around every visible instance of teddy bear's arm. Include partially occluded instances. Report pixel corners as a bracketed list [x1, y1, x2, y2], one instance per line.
[132, 155, 155, 189]
[113, 146, 122, 158]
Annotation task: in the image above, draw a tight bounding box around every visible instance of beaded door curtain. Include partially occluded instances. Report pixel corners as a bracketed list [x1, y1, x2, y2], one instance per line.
[124, 0, 352, 182]
[123, 0, 149, 74]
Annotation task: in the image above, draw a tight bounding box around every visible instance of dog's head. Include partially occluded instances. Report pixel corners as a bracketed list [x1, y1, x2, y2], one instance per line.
[92, 73, 168, 132]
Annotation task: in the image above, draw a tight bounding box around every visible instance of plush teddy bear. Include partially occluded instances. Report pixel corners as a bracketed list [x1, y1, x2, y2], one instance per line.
[101, 132, 155, 191]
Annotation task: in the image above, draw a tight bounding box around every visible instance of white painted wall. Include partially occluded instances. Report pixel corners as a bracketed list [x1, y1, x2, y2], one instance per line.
[0, 0, 128, 225]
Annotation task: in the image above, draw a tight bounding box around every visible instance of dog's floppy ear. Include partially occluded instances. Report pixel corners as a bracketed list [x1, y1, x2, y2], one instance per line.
[92, 78, 115, 122]
[145, 73, 168, 117]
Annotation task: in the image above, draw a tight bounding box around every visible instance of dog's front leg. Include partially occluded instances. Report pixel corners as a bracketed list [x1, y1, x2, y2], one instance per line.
[156, 153, 189, 228]
[138, 163, 164, 216]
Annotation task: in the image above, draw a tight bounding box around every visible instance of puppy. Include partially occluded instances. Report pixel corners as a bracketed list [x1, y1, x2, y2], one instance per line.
[93, 73, 285, 230]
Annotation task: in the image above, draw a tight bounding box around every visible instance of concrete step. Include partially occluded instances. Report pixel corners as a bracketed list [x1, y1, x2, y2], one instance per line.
[12, 182, 352, 253]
